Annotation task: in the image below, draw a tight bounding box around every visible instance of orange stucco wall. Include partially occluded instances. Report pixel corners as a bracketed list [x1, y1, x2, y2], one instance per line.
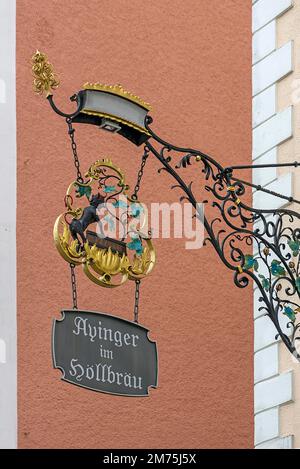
[17, 0, 252, 448]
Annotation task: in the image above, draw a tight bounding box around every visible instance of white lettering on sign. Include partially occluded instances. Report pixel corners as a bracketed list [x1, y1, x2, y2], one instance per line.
[69, 359, 143, 389]
[99, 344, 113, 360]
[53, 311, 157, 396]
[72, 316, 139, 348]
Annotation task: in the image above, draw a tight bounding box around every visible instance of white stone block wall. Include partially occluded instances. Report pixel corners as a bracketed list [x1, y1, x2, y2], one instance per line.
[0, 0, 17, 449]
[252, 0, 293, 32]
[252, 0, 294, 449]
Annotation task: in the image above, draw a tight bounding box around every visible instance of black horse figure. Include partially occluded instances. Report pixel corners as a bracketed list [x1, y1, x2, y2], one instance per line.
[69, 193, 105, 246]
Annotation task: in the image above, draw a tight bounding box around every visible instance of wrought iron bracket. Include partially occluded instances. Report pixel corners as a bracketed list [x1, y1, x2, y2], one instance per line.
[143, 116, 300, 361]
[46, 91, 85, 119]
[32, 48, 300, 361]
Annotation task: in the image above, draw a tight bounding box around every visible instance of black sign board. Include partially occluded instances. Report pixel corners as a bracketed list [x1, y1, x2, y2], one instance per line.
[52, 310, 158, 397]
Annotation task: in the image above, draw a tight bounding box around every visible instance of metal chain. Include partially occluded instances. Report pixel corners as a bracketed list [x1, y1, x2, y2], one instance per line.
[66, 117, 84, 183]
[133, 280, 141, 323]
[65, 129, 148, 319]
[66, 118, 82, 308]
[70, 263, 78, 310]
[131, 146, 150, 322]
[131, 145, 150, 200]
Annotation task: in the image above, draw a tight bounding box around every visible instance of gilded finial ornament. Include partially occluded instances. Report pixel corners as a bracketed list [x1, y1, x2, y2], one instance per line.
[32, 50, 60, 97]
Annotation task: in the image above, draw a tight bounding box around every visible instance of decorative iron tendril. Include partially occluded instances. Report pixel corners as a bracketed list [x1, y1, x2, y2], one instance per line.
[145, 115, 300, 360]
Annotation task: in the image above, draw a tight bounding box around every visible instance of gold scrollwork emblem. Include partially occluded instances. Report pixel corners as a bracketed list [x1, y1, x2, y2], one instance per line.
[53, 159, 155, 288]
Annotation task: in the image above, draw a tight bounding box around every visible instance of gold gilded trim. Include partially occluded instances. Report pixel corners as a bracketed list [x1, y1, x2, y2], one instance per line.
[83, 262, 129, 288]
[53, 216, 84, 265]
[128, 238, 156, 280]
[83, 83, 152, 111]
[85, 158, 127, 189]
[32, 50, 59, 97]
[53, 158, 156, 288]
[81, 109, 151, 136]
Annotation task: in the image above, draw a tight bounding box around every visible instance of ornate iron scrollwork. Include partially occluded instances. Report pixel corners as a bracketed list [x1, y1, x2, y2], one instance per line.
[32, 50, 300, 359]
[144, 117, 300, 360]
[53, 158, 155, 288]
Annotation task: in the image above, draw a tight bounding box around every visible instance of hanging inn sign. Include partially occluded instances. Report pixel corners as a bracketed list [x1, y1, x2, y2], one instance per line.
[33, 50, 300, 397]
[53, 311, 158, 396]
